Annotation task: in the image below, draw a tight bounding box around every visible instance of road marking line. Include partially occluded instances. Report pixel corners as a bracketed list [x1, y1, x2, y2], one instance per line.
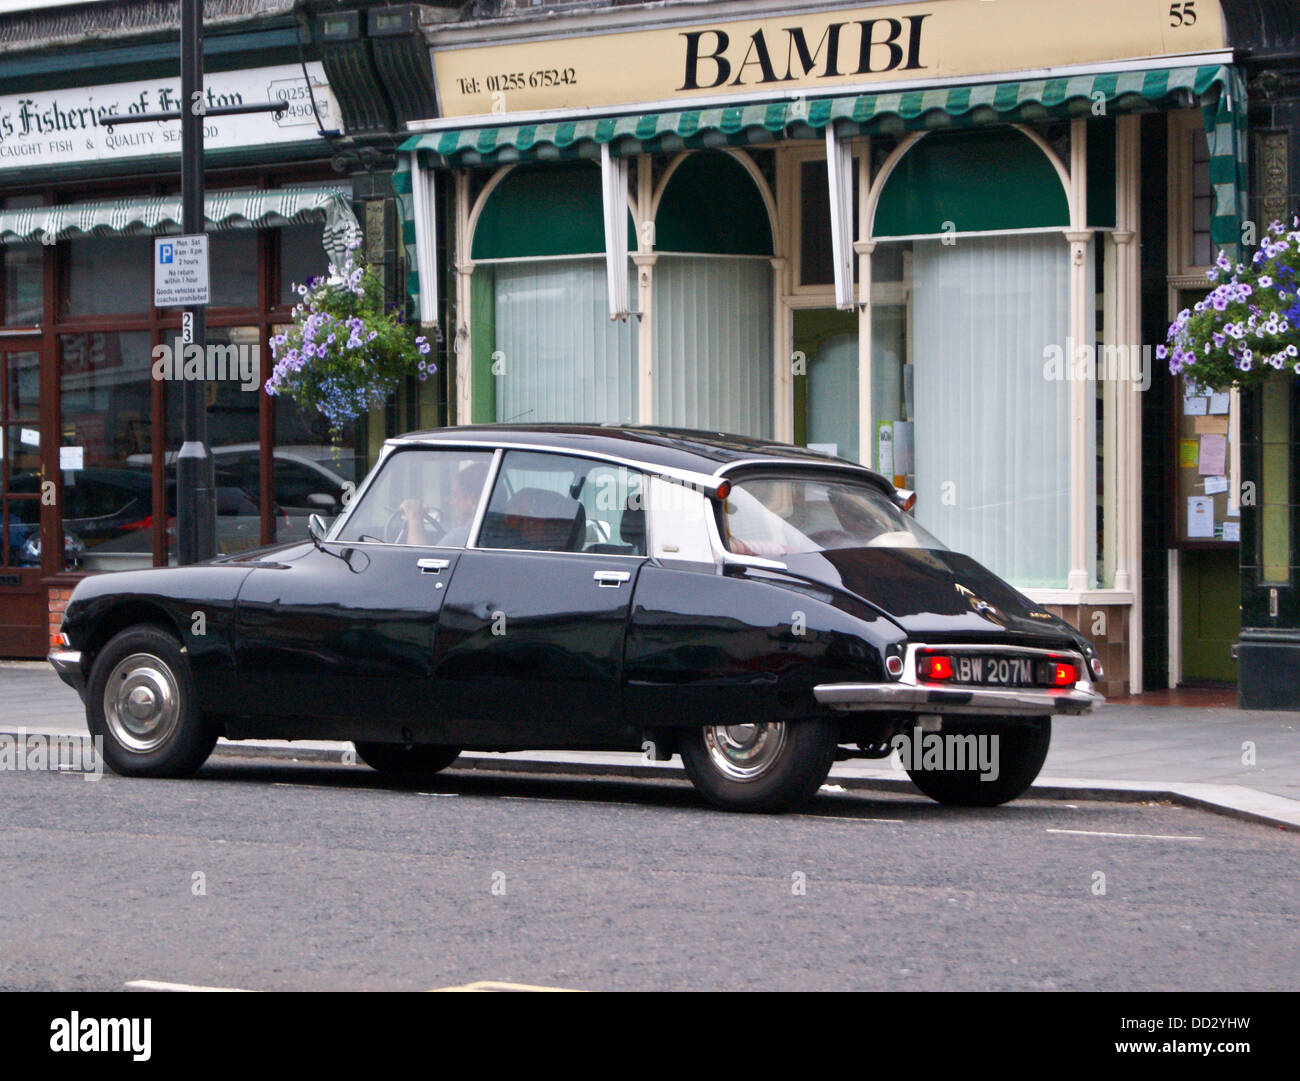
[798, 815, 905, 824]
[427, 980, 583, 992]
[125, 979, 255, 992]
[1046, 828, 1203, 841]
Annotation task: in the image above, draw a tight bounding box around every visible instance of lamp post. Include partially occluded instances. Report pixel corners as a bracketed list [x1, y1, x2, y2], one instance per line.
[176, 0, 212, 565]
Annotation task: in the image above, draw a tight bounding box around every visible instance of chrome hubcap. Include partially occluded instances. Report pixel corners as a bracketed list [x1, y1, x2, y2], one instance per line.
[103, 652, 181, 753]
[703, 722, 787, 781]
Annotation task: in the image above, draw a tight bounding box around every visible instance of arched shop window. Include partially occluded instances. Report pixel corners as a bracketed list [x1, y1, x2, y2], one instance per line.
[471, 163, 637, 425]
[653, 151, 774, 439]
[871, 128, 1077, 589]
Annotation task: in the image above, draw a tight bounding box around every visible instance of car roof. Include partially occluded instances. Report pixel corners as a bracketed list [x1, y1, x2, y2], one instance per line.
[388, 424, 891, 485]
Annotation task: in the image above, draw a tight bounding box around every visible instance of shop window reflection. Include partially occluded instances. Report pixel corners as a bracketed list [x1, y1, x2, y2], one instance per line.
[57, 331, 153, 571]
[164, 326, 263, 561]
[64, 237, 153, 317]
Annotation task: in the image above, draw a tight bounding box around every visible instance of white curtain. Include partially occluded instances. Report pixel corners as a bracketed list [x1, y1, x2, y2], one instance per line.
[911, 234, 1072, 588]
[652, 255, 773, 438]
[493, 257, 638, 425]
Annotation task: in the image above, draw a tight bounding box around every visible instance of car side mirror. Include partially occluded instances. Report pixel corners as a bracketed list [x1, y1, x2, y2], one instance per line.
[307, 513, 327, 547]
[892, 488, 916, 515]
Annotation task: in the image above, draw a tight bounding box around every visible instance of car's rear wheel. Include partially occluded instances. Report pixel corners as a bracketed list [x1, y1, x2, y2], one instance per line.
[679, 719, 838, 813]
[87, 625, 216, 777]
[354, 742, 461, 778]
[904, 717, 1051, 807]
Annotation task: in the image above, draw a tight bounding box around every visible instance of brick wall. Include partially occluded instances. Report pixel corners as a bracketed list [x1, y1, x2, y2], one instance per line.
[1043, 603, 1131, 699]
[47, 587, 72, 650]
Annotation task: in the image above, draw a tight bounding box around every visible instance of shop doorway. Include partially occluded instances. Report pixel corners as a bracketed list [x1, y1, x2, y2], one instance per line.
[1180, 549, 1240, 683]
[0, 342, 47, 657]
[793, 309, 859, 461]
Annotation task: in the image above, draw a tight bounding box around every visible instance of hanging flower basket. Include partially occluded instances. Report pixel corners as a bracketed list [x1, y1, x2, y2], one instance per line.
[1161, 218, 1300, 392]
[266, 242, 433, 432]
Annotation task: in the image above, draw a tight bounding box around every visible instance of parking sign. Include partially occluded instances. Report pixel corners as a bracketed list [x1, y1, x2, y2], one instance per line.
[153, 234, 210, 307]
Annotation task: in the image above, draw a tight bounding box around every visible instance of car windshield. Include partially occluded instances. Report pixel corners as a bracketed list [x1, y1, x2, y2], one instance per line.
[719, 475, 945, 558]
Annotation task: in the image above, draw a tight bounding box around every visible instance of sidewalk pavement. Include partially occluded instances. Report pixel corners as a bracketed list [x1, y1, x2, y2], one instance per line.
[3, 661, 1299, 830]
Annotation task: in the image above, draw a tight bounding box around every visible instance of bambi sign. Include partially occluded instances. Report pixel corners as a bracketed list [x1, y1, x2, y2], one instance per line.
[429, 0, 1225, 120]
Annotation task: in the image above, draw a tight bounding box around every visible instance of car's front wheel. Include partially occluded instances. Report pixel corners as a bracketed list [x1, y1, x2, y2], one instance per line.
[679, 719, 838, 813]
[904, 717, 1051, 807]
[87, 625, 217, 777]
[354, 742, 461, 779]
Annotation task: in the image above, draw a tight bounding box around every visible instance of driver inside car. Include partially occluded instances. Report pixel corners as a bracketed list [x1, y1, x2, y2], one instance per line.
[398, 461, 489, 547]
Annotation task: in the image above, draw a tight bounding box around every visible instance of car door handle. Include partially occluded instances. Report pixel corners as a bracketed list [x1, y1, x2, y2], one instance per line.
[593, 570, 631, 587]
[417, 558, 450, 574]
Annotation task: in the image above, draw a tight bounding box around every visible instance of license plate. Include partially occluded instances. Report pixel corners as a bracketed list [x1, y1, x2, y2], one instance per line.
[952, 654, 1037, 686]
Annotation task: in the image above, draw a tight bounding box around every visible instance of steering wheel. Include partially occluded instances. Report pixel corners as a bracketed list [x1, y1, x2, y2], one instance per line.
[383, 504, 445, 545]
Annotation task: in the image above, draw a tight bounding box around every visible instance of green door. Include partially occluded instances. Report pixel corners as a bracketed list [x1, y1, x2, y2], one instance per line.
[1180, 549, 1240, 683]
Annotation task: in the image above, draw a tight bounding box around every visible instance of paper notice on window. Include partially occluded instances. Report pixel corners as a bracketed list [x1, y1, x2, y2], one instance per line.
[1203, 474, 1229, 495]
[1198, 434, 1226, 476]
[1208, 391, 1231, 415]
[1194, 414, 1229, 435]
[1179, 439, 1199, 469]
[1222, 520, 1241, 542]
[876, 422, 895, 477]
[1187, 496, 1215, 538]
[1183, 395, 1209, 416]
[20, 428, 38, 447]
[59, 446, 84, 471]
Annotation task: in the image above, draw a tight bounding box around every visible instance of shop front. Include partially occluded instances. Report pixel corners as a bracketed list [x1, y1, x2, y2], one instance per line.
[0, 15, 384, 657]
[398, 0, 1248, 697]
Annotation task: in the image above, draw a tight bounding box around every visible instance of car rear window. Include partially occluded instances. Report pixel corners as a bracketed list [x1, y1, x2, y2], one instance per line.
[720, 475, 944, 558]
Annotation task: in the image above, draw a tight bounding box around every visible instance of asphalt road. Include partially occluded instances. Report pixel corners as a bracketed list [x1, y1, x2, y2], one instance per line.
[2, 759, 1297, 992]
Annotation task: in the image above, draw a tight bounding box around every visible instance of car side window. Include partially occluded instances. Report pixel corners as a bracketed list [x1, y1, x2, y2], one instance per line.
[333, 448, 494, 546]
[477, 451, 646, 556]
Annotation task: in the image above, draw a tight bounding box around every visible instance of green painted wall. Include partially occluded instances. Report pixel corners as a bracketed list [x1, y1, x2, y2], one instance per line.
[874, 128, 1069, 237]
[655, 151, 773, 255]
[471, 163, 635, 260]
[470, 265, 496, 424]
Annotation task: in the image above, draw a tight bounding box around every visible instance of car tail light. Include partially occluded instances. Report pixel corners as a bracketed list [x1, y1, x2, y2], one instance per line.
[918, 654, 952, 681]
[1050, 662, 1076, 687]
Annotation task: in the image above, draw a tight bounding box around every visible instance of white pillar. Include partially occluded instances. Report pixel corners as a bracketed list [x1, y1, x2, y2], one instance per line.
[1116, 113, 1143, 693]
[771, 256, 792, 442]
[634, 252, 656, 425]
[855, 140, 873, 468]
[634, 156, 655, 425]
[453, 169, 473, 425]
[1066, 118, 1093, 592]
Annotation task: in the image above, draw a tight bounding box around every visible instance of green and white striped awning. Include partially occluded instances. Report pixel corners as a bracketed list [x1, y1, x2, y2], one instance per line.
[0, 185, 362, 262]
[396, 62, 1249, 311]
[404, 64, 1238, 160]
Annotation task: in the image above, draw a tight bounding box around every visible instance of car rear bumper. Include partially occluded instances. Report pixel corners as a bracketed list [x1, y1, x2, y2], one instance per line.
[813, 681, 1104, 716]
[48, 649, 87, 698]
